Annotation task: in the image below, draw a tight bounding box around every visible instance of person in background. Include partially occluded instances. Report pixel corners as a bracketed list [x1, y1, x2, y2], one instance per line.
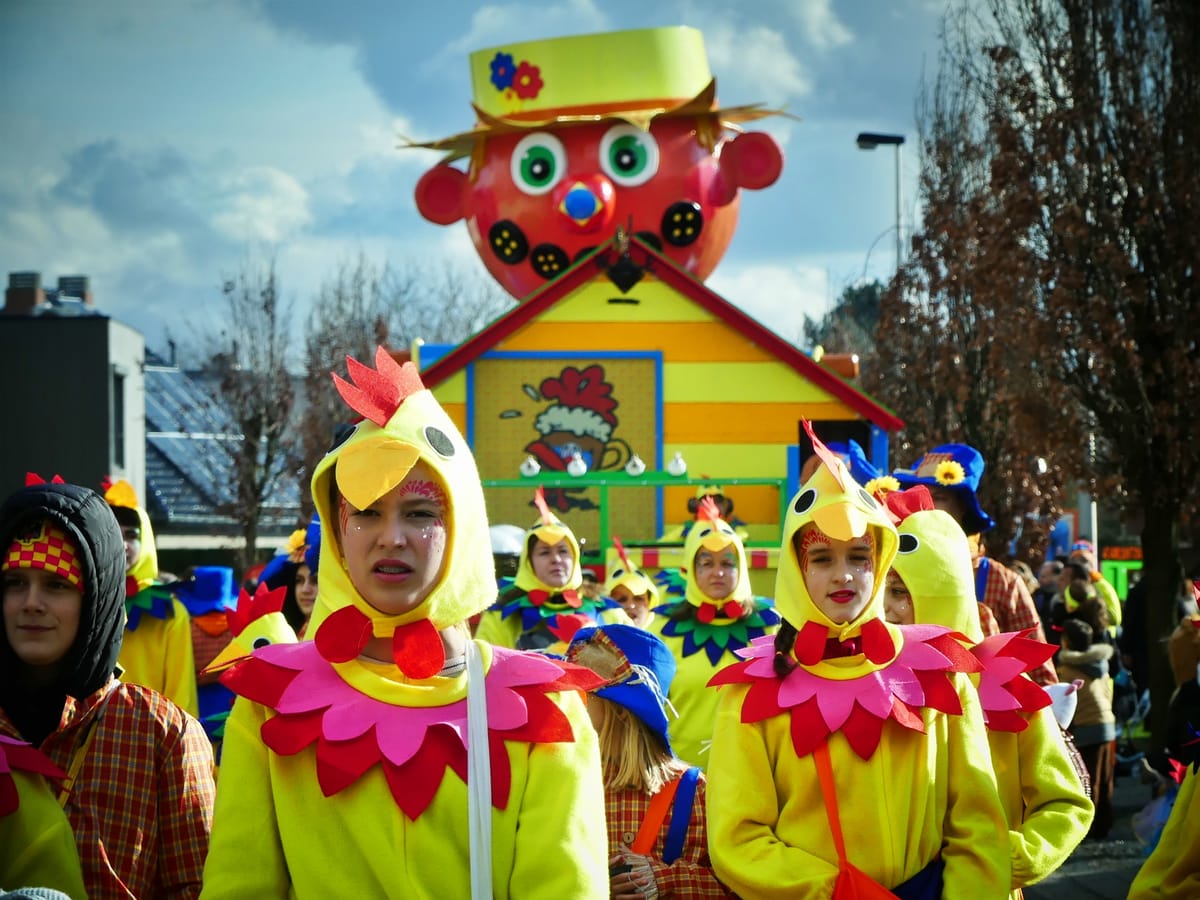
[706, 429, 1007, 897]
[102, 478, 200, 716]
[1, 477, 214, 896]
[173, 565, 239, 746]
[1033, 559, 1064, 641]
[658, 484, 749, 544]
[893, 443, 1057, 685]
[475, 487, 630, 651]
[566, 624, 728, 898]
[1057, 617, 1117, 840]
[201, 349, 608, 896]
[605, 537, 658, 629]
[648, 497, 778, 769]
[257, 515, 321, 638]
[882, 486, 1092, 895]
[1068, 539, 1122, 636]
[579, 569, 602, 602]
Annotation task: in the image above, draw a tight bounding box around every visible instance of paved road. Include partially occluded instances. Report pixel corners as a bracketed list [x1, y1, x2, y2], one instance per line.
[1023, 763, 1154, 900]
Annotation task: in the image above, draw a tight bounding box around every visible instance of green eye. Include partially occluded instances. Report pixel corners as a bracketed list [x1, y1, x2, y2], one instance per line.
[510, 132, 566, 195]
[600, 124, 659, 186]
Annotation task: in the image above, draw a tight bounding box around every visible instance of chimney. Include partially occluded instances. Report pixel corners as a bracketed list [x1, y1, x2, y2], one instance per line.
[4, 271, 45, 316]
[57, 275, 94, 306]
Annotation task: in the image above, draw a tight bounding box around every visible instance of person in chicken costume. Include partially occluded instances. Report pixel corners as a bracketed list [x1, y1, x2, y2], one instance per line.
[648, 495, 779, 769]
[201, 348, 608, 897]
[411, 26, 785, 301]
[882, 486, 1093, 896]
[705, 424, 1009, 898]
[475, 487, 631, 651]
[103, 479, 200, 717]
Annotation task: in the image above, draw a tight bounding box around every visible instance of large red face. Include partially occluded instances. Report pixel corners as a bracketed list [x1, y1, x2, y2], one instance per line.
[415, 118, 783, 299]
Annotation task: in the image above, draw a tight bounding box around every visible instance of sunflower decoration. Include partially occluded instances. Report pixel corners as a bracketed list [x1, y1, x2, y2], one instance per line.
[934, 460, 966, 486]
[863, 475, 900, 501]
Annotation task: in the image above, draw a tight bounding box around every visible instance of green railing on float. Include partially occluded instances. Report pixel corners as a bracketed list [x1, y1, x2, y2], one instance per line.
[482, 471, 789, 560]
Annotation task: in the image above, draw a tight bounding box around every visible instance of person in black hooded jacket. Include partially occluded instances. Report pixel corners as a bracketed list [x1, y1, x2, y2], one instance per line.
[0, 480, 214, 898]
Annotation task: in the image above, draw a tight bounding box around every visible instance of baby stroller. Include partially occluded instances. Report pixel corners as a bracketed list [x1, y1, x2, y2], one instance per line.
[1114, 667, 1151, 774]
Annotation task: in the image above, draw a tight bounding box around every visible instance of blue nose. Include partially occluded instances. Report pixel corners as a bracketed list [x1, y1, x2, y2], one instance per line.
[563, 187, 598, 220]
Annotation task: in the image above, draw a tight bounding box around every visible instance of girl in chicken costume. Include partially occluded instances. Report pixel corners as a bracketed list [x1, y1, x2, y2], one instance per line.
[475, 489, 630, 651]
[201, 349, 608, 897]
[706, 428, 1009, 898]
[649, 497, 779, 769]
[883, 486, 1092, 895]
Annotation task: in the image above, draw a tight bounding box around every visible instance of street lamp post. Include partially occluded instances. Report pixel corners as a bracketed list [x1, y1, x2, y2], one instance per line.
[856, 132, 906, 270]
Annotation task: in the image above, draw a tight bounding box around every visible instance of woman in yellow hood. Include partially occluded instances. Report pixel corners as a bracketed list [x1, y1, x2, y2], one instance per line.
[202, 348, 608, 898]
[883, 485, 1093, 895]
[647, 495, 779, 769]
[706, 426, 1009, 898]
[475, 487, 631, 650]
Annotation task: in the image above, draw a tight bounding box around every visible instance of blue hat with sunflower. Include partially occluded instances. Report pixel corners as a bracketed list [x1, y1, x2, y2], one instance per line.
[891, 443, 996, 534]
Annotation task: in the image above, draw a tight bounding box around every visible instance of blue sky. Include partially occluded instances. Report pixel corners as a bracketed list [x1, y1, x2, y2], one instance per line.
[0, 0, 947, 352]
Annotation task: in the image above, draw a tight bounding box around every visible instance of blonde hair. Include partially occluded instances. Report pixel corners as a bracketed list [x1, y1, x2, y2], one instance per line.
[592, 696, 687, 795]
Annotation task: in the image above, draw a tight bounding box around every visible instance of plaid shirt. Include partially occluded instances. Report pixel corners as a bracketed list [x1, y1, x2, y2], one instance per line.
[976, 557, 1058, 686]
[1, 679, 215, 899]
[604, 777, 731, 898]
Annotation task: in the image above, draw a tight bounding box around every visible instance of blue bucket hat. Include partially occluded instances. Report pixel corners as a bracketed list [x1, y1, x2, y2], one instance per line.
[172, 565, 237, 615]
[891, 443, 996, 534]
[566, 623, 676, 754]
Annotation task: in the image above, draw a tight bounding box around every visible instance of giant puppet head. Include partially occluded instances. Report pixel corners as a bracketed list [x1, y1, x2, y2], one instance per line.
[411, 26, 786, 300]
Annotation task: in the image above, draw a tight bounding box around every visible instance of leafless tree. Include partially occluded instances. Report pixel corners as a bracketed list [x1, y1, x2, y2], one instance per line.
[871, 0, 1200, 742]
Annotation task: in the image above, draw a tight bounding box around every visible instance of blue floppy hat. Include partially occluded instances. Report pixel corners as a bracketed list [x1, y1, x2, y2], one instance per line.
[172, 565, 237, 615]
[566, 623, 676, 754]
[891, 443, 996, 534]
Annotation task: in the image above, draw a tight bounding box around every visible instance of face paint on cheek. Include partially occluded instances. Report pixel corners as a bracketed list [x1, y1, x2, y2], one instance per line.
[338, 496, 352, 537]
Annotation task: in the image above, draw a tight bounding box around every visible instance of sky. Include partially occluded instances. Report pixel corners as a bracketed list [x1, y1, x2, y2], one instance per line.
[0, 0, 949, 355]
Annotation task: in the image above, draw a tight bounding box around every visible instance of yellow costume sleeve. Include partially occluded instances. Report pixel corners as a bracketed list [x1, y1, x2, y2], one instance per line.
[200, 697, 290, 897]
[991, 708, 1093, 889]
[474, 610, 519, 648]
[1128, 767, 1200, 899]
[0, 770, 88, 899]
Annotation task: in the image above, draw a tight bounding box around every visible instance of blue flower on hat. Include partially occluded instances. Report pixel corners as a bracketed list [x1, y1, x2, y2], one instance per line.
[490, 52, 516, 90]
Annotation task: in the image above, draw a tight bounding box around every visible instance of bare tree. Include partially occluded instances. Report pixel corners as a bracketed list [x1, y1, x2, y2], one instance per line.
[298, 254, 513, 509]
[197, 256, 300, 571]
[872, 0, 1200, 741]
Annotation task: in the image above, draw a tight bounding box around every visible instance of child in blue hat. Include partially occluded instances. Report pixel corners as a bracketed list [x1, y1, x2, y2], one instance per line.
[566, 624, 727, 898]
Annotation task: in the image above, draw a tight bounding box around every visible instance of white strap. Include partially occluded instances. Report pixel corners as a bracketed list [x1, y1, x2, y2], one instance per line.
[466, 639, 492, 900]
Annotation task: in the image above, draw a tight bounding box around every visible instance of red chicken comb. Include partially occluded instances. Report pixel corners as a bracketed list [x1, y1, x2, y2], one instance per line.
[532, 486, 556, 527]
[612, 535, 634, 572]
[227, 582, 288, 637]
[697, 495, 723, 523]
[882, 485, 936, 525]
[331, 346, 425, 427]
[802, 419, 848, 491]
[24, 472, 65, 486]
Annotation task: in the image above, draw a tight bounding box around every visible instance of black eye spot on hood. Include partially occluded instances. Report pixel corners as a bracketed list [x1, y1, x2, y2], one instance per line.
[252, 636, 271, 649]
[424, 426, 455, 458]
[857, 487, 878, 508]
[898, 533, 920, 554]
[793, 489, 817, 515]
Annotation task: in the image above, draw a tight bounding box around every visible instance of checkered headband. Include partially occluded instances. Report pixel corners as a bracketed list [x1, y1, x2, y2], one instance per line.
[2, 519, 85, 593]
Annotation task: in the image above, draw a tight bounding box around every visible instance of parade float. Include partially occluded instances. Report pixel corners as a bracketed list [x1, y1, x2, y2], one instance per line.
[408, 26, 903, 590]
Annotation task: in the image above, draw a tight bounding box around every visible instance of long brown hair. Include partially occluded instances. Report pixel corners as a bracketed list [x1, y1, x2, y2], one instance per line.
[591, 696, 688, 795]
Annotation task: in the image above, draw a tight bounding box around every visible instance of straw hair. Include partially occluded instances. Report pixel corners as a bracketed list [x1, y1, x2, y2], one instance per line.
[591, 696, 687, 795]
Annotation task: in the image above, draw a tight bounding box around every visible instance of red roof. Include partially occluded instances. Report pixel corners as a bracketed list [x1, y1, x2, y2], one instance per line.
[421, 235, 903, 431]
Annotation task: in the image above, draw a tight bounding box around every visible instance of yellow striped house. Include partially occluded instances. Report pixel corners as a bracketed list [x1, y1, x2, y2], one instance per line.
[421, 235, 902, 585]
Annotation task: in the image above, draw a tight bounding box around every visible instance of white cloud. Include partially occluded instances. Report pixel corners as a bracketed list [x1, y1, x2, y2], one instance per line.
[788, 0, 854, 50]
[706, 260, 834, 346]
[211, 167, 313, 243]
[431, 0, 609, 73]
[703, 23, 813, 103]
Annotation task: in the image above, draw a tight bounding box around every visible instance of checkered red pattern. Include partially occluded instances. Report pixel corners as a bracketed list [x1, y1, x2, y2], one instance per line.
[2, 520, 84, 593]
[0, 680, 214, 896]
[605, 780, 729, 897]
